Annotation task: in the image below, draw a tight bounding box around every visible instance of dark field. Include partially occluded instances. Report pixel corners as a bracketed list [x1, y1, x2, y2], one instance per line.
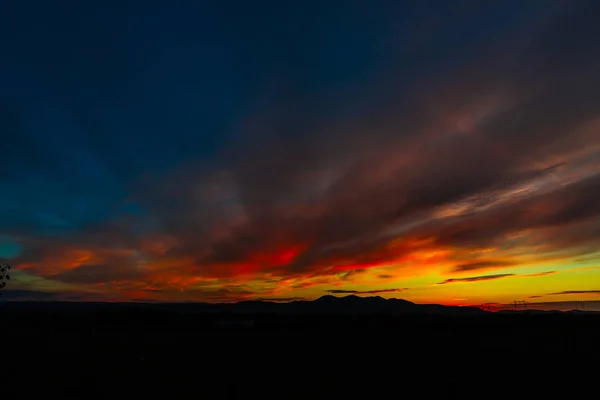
[2, 304, 598, 398]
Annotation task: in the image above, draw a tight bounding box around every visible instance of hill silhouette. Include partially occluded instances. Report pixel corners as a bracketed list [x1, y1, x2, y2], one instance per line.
[1, 294, 599, 398]
[227, 295, 486, 316]
[0, 294, 486, 316]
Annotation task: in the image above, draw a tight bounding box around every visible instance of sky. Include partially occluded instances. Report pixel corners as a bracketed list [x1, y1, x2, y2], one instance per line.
[1, 0, 600, 309]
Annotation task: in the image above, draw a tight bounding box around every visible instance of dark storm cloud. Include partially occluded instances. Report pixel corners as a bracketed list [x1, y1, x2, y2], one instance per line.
[437, 274, 515, 285]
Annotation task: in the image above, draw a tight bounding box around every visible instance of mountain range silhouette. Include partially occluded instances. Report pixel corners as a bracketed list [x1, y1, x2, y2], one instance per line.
[225, 295, 486, 316]
[2, 294, 487, 316]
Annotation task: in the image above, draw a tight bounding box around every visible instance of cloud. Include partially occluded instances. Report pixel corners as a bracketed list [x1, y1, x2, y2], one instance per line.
[451, 260, 517, 273]
[523, 271, 556, 277]
[408, 171, 600, 260]
[326, 288, 408, 295]
[575, 254, 600, 263]
[50, 264, 143, 285]
[437, 274, 515, 285]
[438, 270, 557, 285]
[0, 289, 112, 302]
[164, 1, 600, 282]
[548, 290, 600, 296]
[339, 269, 368, 281]
[527, 295, 543, 299]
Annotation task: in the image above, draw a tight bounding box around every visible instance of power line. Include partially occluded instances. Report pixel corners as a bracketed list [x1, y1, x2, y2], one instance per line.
[513, 300, 527, 312]
[480, 302, 498, 312]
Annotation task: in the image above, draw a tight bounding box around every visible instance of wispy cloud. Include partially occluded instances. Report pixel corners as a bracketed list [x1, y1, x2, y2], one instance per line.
[548, 290, 600, 296]
[438, 270, 557, 285]
[523, 271, 556, 277]
[451, 260, 518, 273]
[437, 274, 515, 285]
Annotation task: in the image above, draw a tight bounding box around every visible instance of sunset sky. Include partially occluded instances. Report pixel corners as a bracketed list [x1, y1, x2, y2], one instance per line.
[1, 0, 600, 309]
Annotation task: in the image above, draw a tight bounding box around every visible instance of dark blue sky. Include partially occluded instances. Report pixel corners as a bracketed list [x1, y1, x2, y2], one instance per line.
[2, 0, 600, 305]
[0, 0, 547, 236]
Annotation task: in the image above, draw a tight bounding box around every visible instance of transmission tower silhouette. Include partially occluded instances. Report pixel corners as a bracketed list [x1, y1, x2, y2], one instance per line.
[513, 300, 527, 312]
[480, 302, 497, 312]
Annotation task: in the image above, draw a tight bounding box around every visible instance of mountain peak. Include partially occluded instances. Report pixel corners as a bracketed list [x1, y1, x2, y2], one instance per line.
[315, 295, 338, 302]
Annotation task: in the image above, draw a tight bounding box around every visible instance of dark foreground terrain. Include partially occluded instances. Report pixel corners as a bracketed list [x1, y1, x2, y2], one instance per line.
[1, 299, 598, 398]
